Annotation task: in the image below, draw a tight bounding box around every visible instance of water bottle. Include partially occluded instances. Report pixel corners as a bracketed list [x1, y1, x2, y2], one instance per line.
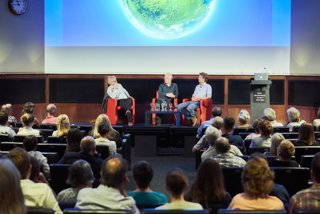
[161, 101, 167, 111]
[155, 103, 160, 111]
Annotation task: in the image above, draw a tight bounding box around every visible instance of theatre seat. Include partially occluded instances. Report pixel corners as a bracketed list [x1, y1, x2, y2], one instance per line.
[27, 207, 54, 214]
[105, 97, 135, 125]
[217, 210, 287, 214]
[63, 209, 131, 214]
[141, 209, 209, 214]
[49, 164, 72, 194]
[181, 98, 213, 125]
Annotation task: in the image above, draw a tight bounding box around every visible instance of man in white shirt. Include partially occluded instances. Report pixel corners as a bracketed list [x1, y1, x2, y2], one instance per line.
[76, 155, 139, 214]
[0, 111, 16, 139]
[106, 76, 133, 126]
[7, 147, 62, 214]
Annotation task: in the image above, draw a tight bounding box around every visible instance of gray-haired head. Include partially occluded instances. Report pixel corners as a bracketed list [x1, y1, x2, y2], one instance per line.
[263, 108, 276, 121]
[270, 133, 285, 155]
[287, 107, 300, 122]
[107, 76, 117, 85]
[238, 109, 250, 124]
[204, 126, 221, 146]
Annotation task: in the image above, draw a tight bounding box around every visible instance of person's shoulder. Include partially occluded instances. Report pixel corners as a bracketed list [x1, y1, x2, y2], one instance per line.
[185, 201, 203, 209]
[78, 187, 94, 197]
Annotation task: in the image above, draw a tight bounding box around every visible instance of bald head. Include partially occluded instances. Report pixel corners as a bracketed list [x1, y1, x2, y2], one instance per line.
[80, 136, 96, 155]
[101, 156, 128, 188]
[215, 137, 231, 154]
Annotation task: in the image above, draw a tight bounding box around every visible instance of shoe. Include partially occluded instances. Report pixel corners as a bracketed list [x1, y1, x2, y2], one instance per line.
[191, 117, 197, 127]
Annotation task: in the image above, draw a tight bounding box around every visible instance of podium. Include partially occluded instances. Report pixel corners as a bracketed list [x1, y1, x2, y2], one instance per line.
[250, 79, 272, 122]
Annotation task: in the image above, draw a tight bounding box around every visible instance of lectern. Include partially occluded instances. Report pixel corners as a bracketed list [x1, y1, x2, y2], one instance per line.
[250, 77, 272, 122]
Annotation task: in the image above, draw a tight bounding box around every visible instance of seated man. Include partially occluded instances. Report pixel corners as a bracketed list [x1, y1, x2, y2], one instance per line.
[157, 73, 178, 106]
[212, 137, 246, 168]
[0, 111, 16, 139]
[177, 72, 212, 127]
[7, 147, 62, 214]
[41, 103, 58, 124]
[76, 155, 139, 214]
[222, 116, 244, 148]
[106, 76, 133, 126]
[128, 160, 168, 207]
[196, 106, 222, 138]
[289, 152, 320, 212]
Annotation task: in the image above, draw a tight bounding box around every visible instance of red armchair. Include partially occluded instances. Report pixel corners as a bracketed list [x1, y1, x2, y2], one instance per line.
[105, 97, 135, 125]
[151, 91, 178, 125]
[181, 98, 213, 125]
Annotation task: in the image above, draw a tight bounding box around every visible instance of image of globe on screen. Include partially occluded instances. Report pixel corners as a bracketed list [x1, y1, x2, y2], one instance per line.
[121, 0, 215, 40]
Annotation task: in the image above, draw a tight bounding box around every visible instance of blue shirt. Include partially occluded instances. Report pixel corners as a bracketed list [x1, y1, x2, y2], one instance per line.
[128, 191, 168, 206]
[192, 83, 212, 98]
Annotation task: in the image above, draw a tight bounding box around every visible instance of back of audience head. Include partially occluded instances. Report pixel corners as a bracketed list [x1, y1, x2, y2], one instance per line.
[204, 127, 221, 146]
[0, 111, 8, 126]
[223, 116, 235, 133]
[1, 103, 12, 114]
[20, 113, 34, 127]
[270, 133, 285, 155]
[215, 137, 231, 154]
[212, 116, 223, 130]
[132, 160, 153, 190]
[263, 108, 277, 122]
[98, 121, 111, 138]
[298, 122, 315, 145]
[242, 156, 274, 199]
[212, 107, 222, 118]
[29, 156, 41, 183]
[238, 109, 250, 125]
[56, 114, 70, 137]
[166, 168, 188, 199]
[22, 102, 35, 114]
[67, 160, 94, 188]
[277, 140, 295, 161]
[252, 119, 262, 134]
[0, 158, 26, 214]
[23, 135, 38, 151]
[287, 107, 301, 123]
[258, 120, 273, 137]
[93, 114, 111, 138]
[46, 103, 57, 116]
[80, 136, 96, 155]
[7, 147, 31, 179]
[101, 155, 128, 189]
[187, 159, 228, 207]
[311, 152, 320, 183]
[67, 128, 82, 152]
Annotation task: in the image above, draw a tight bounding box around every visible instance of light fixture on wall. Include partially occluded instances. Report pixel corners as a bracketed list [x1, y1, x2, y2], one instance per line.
[8, 0, 28, 15]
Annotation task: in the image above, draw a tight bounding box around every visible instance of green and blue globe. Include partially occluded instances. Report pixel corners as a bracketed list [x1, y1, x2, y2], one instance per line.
[121, 0, 215, 39]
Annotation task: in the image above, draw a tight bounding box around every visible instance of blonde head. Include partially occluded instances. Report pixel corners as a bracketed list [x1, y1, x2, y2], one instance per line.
[93, 114, 112, 138]
[56, 114, 70, 137]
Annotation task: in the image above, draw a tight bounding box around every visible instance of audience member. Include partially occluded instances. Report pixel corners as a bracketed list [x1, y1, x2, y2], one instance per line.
[228, 156, 284, 210]
[266, 133, 285, 156]
[212, 137, 246, 167]
[313, 106, 320, 131]
[250, 120, 273, 148]
[156, 168, 203, 210]
[66, 128, 82, 152]
[22, 102, 40, 127]
[244, 119, 261, 140]
[196, 107, 222, 138]
[57, 160, 94, 205]
[0, 111, 16, 139]
[1, 103, 17, 126]
[128, 161, 168, 207]
[59, 136, 103, 178]
[201, 130, 242, 162]
[294, 123, 319, 146]
[156, 73, 179, 107]
[287, 107, 306, 132]
[94, 114, 117, 155]
[263, 108, 284, 127]
[0, 158, 26, 214]
[42, 103, 58, 124]
[29, 156, 48, 184]
[23, 135, 50, 178]
[212, 116, 224, 132]
[17, 113, 40, 136]
[269, 140, 300, 167]
[76, 155, 139, 213]
[185, 159, 231, 211]
[222, 116, 244, 148]
[92, 114, 123, 146]
[193, 126, 220, 153]
[52, 114, 70, 138]
[236, 109, 251, 129]
[289, 152, 320, 213]
[7, 147, 62, 214]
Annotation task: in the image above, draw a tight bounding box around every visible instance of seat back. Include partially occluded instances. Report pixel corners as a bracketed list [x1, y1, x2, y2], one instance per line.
[300, 155, 314, 169]
[271, 167, 310, 196]
[106, 97, 135, 125]
[295, 209, 320, 214]
[294, 146, 320, 163]
[47, 136, 67, 144]
[27, 207, 54, 214]
[247, 147, 270, 155]
[217, 209, 287, 214]
[14, 135, 43, 143]
[96, 144, 110, 159]
[141, 209, 209, 214]
[37, 143, 67, 159]
[49, 164, 71, 194]
[63, 208, 132, 214]
[272, 127, 289, 133]
[0, 134, 11, 142]
[221, 167, 243, 197]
